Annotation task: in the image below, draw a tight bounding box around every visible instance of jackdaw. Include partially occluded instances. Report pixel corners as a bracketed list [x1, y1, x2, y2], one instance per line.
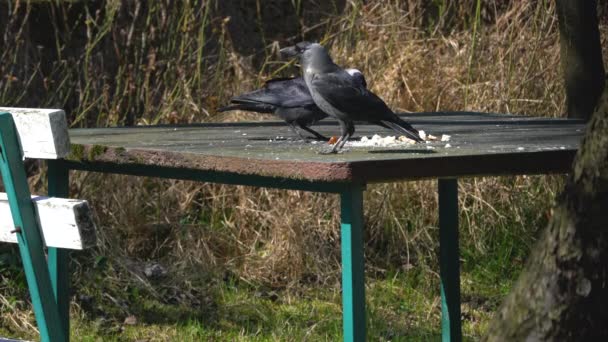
[280, 42, 422, 153]
[218, 69, 367, 140]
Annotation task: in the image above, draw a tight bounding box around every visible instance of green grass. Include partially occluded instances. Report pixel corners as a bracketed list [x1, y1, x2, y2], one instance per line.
[1, 247, 518, 341]
[65, 271, 510, 341]
[14, 260, 512, 342]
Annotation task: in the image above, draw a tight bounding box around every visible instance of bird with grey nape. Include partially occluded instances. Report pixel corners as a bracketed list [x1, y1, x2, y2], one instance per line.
[280, 42, 422, 153]
[217, 69, 367, 140]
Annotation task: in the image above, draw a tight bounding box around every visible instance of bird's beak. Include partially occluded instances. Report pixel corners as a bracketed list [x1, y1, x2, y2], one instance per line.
[280, 45, 299, 58]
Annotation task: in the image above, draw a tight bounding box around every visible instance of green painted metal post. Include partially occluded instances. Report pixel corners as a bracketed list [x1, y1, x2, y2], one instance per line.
[438, 178, 462, 342]
[0, 113, 67, 342]
[340, 183, 366, 342]
[48, 159, 71, 339]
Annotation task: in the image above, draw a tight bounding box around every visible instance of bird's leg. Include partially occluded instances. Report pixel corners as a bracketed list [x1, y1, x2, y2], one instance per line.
[326, 120, 350, 154]
[336, 121, 355, 150]
[287, 124, 308, 140]
[300, 125, 329, 141]
[319, 121, 347, 154]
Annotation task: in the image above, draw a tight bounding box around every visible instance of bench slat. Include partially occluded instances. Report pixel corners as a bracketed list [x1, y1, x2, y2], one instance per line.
[0, 107, 70, 159]
[0, 193, 96, 250]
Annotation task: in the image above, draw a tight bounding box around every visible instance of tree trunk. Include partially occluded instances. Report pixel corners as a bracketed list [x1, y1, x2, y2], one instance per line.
[556, 0, 605, 120]
[484, 76, 608, 339]
[485, 2, 608, 337]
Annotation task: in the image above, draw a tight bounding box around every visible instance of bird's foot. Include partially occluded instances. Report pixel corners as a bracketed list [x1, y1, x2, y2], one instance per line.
[318, 147, 346, 154]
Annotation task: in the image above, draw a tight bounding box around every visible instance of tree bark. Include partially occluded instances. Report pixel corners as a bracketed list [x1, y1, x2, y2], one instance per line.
[484, 75, 608, 339]
[556, 0, 605, 120]
[485, 3, 608, 337]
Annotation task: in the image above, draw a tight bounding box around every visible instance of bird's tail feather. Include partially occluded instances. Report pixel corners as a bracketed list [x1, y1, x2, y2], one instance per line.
[381, 118, 423, 142]
[216, 104, 241, 112]
[217, 102, 274, 114]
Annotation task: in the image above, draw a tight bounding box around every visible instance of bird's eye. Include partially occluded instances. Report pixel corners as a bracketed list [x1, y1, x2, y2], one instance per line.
[295, 42, 312, 52]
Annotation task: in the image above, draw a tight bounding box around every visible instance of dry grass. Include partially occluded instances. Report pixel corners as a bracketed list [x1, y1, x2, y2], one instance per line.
[1, 0, 607, 339]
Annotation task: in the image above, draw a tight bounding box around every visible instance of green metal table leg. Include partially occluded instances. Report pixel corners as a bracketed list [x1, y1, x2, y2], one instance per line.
[48, 159, 71, 339]
[340, 183, 366, 342]
[0, 113, 67, 342]
[438, 178, 462, 342]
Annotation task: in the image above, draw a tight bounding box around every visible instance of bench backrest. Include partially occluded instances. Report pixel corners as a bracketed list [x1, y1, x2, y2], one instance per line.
[0, 107, 96, 250]
[0, 107, 71, 159]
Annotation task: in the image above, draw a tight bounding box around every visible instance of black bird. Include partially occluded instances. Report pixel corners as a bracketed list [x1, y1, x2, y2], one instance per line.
[217, 77, 328, 140]
[280, 42, 422, 153]
[217, 69, 367, 141]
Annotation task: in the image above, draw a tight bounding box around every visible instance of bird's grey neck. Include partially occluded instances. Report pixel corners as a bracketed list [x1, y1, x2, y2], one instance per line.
[302, 54, 339, 74]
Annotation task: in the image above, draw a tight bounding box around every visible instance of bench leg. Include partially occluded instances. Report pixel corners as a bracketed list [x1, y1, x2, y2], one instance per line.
[0, 113, 67, 342]
[438, 178, 462, 342]
[48, 159, 71, 340]
[340, 184, 366, 342]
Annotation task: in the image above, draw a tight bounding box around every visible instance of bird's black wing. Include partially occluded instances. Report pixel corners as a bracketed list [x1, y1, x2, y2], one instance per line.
[347, 71, 367, 88]
[230, 77, 313, 109]
[263, 77, 301, 88]
[265, 77, 315, 108]
[311, 71, 394, 121]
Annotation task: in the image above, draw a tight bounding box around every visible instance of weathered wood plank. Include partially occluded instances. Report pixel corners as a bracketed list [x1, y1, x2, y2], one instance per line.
[0, 107, 70, 159]
[0, 193, 96, 249]
[66, 112, 585, 182]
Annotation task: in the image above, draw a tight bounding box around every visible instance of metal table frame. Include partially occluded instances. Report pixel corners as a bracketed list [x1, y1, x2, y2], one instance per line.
[49, 159, 462, 342]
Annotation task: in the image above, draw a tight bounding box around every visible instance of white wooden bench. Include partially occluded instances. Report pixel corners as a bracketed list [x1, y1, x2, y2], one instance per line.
[0, 107, 96, 342]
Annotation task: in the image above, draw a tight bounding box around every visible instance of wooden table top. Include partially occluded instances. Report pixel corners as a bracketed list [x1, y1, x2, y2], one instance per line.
[67, 112, 585, 183]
